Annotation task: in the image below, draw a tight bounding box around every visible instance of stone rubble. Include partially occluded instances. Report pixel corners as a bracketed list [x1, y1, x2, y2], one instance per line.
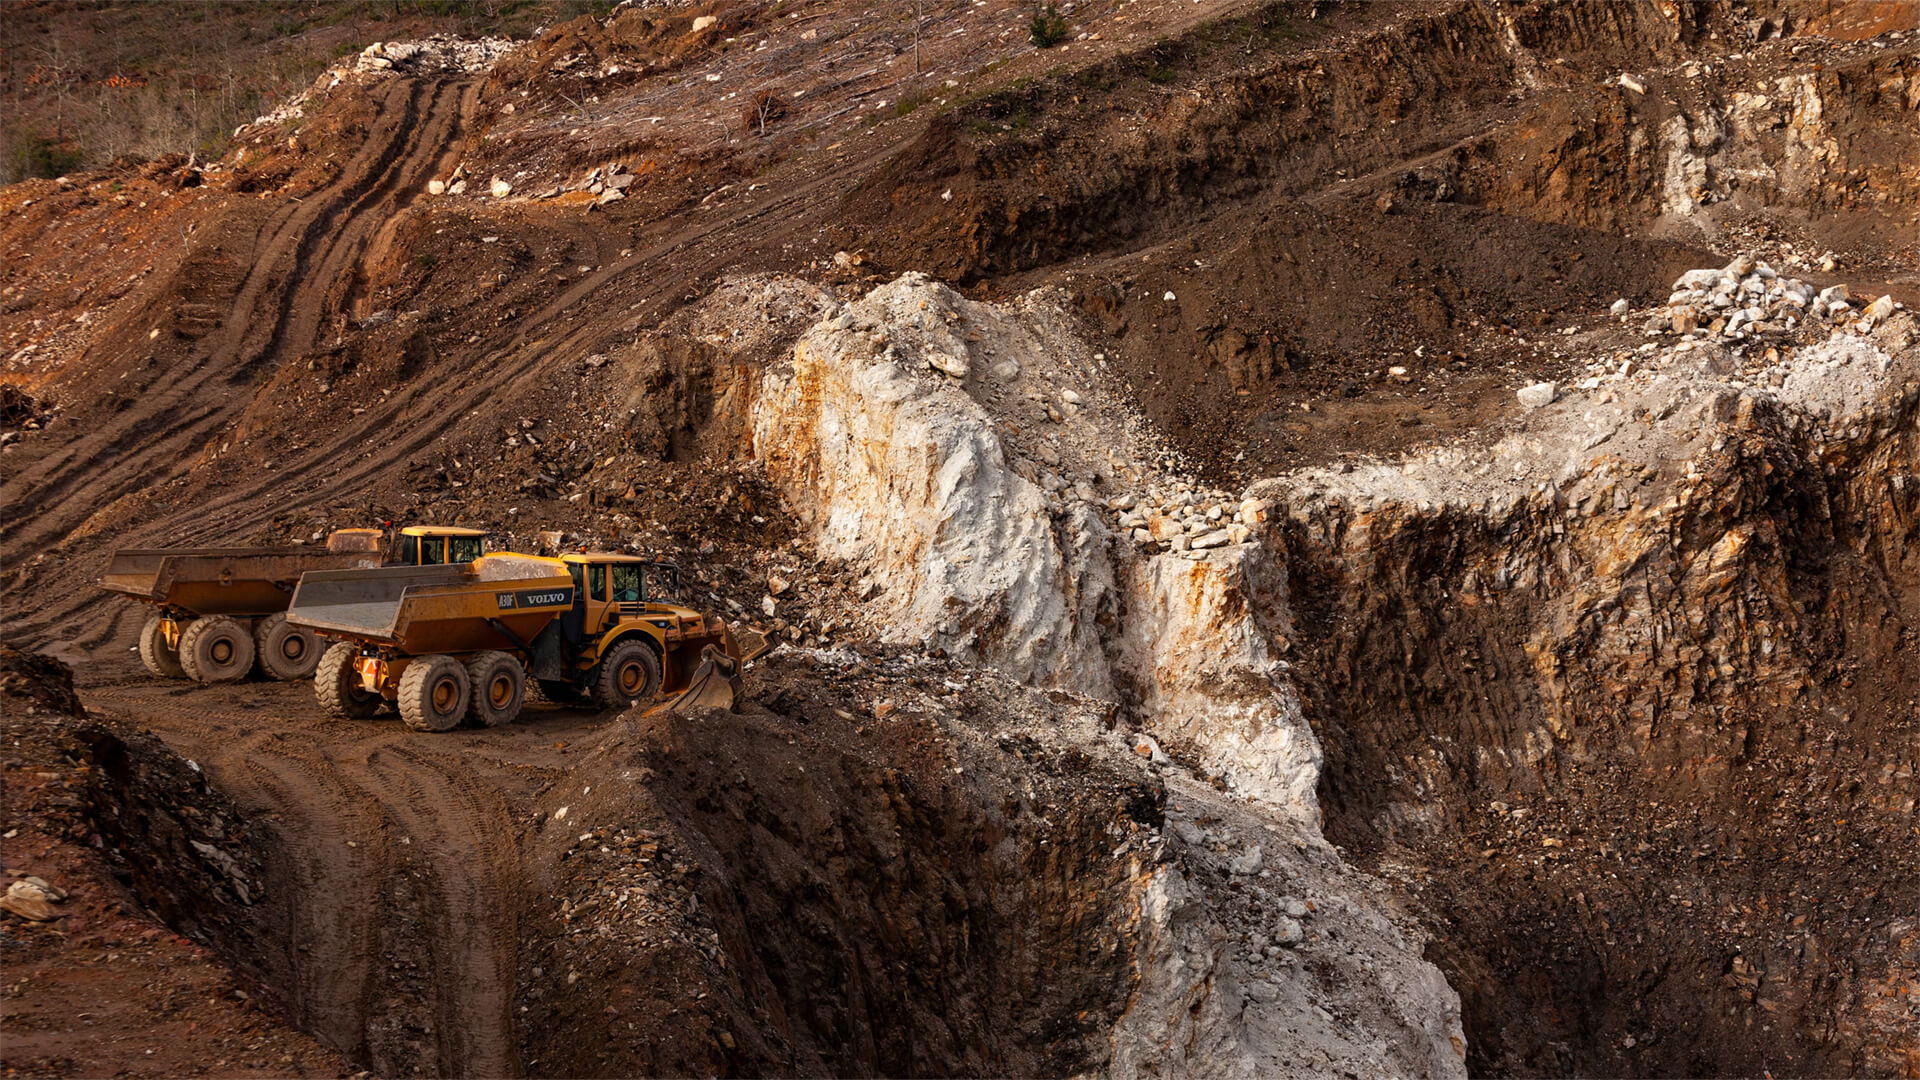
[1641, 252, 1900, 346]
[236, 35, 520, 139]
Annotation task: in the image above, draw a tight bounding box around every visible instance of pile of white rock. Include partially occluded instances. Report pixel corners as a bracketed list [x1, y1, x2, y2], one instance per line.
[1107, 488, 1270, 556]
[354, 36, 519, 75]
[1639, 254, 1897, 343]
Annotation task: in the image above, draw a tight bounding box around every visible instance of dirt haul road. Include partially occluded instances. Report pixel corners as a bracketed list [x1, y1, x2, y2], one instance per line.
[73, 670, 603, 1077]
[4, 69, 916, 654]
[5, 78, 478, 560]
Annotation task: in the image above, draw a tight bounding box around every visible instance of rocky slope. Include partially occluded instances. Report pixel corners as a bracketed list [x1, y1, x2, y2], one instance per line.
[1265, 307, 1919, 1074]
[4, 1, 1919, 1077]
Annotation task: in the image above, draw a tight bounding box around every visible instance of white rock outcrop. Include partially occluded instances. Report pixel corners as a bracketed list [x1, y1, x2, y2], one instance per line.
[1119, 548, 1321, 822]
[744, 273, 1465, 1077]
[752, 274, 1327, 811]
[752, 282, 1116, 694]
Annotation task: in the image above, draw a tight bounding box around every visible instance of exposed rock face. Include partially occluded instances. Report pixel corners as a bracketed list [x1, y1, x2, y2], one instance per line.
[1261, 316, 1920, 1075]
[747, 274, 1464, 1074]
[1118, 549, 1320, 822]
[752, 277, 1118, 694]
[751, 274, 1323, 812]
[749, 274, 1914, 1076]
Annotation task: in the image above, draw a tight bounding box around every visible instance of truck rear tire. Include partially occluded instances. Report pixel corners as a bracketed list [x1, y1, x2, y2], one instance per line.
[591, 639, 660, 711]
[254, 613, 322, 680]
[400, 654, 469, 732]
[316, 643, 382, 719]
[138, 614, 187, 679]
[465, 651, 525, 727]
[179, 615, 256, 683]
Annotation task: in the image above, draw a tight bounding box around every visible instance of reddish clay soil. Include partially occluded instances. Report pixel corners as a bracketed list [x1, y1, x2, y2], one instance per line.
[2, 647, 348, 1079]
[3, 1, 1918, 1077]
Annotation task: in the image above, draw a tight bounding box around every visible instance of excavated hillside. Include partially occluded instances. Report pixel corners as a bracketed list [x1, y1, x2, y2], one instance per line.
[3, 1, 1917, 1078]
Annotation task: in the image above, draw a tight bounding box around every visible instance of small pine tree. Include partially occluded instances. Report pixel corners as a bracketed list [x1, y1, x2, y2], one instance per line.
[1029, 3, 1068, 48]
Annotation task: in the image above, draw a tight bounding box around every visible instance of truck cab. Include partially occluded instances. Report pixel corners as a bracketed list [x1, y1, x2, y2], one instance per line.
[392, 525, 489, 566]
[558, 552, 683, 628]
[552, 553, 729, 698]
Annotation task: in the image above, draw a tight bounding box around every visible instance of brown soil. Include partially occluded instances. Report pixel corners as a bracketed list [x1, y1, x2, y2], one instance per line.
[28, 645, 1156, 1079]
[3, 0, 1917, 1076]
[1, 647, 347, 1079]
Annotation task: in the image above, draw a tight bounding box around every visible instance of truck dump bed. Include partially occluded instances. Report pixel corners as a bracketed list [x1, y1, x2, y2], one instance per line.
[288, 555, 574, 654]
[100, 546, 381, 616]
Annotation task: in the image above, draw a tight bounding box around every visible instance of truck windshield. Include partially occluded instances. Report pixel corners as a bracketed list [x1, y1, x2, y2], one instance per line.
[610, 565, 643, 603]
[418, 537, 446, 565]
[449, 536, 483, 563]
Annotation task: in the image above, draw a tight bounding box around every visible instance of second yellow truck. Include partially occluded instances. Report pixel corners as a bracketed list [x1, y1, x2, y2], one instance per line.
[288, 550, 759, 730]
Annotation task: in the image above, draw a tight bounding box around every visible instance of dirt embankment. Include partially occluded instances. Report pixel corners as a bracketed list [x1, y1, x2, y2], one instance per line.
[1266, 316, 1920, 1075]
[845, 0, 1917, 480]
[517, 661, 1159, 1077]
[0, 646, 345, 1078]
[49, 655, 1160, 1079]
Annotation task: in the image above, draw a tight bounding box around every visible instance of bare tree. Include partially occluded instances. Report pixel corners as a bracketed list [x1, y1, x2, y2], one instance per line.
[913, 0, 925, 76]
[742, 89, 784, 136]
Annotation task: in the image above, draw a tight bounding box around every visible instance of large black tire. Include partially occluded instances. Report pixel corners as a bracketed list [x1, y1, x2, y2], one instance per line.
[399, 654, 469, 732]
[591, 639, 661, 711]
[465, 651, 525, 728]
[138, 614, 187, 679]
[254, 612, 322, 680]
[178, 615, 255, 684]
[316, 643, 382, 719]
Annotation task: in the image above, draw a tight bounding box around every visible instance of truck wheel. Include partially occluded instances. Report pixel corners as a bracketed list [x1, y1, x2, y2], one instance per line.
[254, 613, 322, 680]
[138, 614, 187, 679]
[591, 639, 660, 711]
[399, 654, 469, 732]
[316, 643, 382, 719]
[465, 651, 525, 728]
[179, 616, 256, 684]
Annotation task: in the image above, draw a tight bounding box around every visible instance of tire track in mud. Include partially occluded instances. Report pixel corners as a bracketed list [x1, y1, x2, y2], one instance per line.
[228, 739, 402, 1064]
[12, 137, 901, 646]
[86, 681, 553, 1076]
[116, 705, 411, 1067]
[1, 77, 477, 563]
[347, 740, 524, 1078]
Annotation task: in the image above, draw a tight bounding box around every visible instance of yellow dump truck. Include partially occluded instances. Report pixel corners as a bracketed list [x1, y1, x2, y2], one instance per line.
[101, 525, 494, 684]
[100, 529, 386, 683]
[288, 551, 761, 731]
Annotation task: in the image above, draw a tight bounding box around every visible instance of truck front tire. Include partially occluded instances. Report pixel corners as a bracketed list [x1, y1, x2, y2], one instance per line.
[592, 639, 661, 711]
[179, 616, 256, 683]
[316, 643, 383, 719]
[138, 614, 187, 679]
[254, 613, 322, 680]
[465, 651, 525, 727]
[400, 654, 469, 732]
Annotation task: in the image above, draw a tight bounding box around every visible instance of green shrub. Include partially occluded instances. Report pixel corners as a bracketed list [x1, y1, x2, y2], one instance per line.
[1028, 4, 1068, 48]
[8, 135, 84, 181]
